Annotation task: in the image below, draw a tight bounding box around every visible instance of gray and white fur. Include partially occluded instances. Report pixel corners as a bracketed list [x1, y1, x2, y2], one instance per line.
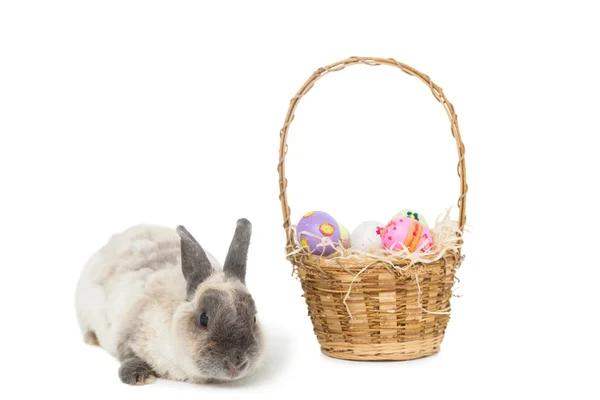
[75, 218, 264, 385]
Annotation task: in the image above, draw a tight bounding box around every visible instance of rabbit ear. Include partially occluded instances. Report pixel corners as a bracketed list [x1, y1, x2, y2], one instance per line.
[176, 225, 214, 299]
[223, 218, 252, 284]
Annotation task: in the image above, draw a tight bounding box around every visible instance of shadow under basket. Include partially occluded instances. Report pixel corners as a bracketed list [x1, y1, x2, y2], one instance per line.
[277, 56, 468, 361]
[295, 251, 459, 361]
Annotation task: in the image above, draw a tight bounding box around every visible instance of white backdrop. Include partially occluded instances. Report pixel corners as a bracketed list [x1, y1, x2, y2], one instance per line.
[1, 1, 598, 399]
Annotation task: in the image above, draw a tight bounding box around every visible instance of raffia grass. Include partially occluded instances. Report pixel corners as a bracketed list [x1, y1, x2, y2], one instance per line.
[277, 56, 468, 361]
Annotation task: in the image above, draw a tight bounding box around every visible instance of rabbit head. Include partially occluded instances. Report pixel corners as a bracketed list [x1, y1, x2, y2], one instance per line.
[173, 218, 264, 383]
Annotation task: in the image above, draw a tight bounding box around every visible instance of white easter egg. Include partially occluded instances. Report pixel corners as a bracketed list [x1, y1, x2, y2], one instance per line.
[350, 221, 384, 250]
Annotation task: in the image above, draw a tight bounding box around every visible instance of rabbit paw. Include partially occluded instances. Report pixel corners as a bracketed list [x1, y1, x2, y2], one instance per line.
[83, 331, 99, 346]
[119, 357, 156, 386]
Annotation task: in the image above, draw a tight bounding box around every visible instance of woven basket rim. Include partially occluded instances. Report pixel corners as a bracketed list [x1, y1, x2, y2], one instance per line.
[290, 247, 461, 272]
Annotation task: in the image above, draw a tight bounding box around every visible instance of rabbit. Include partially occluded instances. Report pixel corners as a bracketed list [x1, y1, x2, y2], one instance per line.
[75, 218, 264, 385]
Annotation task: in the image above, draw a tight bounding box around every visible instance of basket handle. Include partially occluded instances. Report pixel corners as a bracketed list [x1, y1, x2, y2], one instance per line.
[277, 56, 467, 254]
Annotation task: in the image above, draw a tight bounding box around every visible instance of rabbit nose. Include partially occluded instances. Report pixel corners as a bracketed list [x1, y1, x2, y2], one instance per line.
[225, 355, 248, 376]
[236, 357, 248, 370]
[230, 354, 247, 369]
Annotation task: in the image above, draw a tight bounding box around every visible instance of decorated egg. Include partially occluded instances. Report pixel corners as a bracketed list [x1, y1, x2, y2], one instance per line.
[296, 211, 341, 256]
[339, 224, 350, 248]
[392, 209, 429, 227]
[379, 217, 433, 252]
[350, 221, 384, 250]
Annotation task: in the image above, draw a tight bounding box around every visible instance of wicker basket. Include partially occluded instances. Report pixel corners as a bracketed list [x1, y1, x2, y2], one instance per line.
[277, 56, 467, 361]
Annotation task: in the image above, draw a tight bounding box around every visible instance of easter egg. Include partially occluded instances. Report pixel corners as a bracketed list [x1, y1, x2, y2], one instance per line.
[297, 211, 341, 256]
[392, 209, 428, 227]
[350, 221, 384, 250]
[339, 224, 350, 248]
[379, 218, 433, 252]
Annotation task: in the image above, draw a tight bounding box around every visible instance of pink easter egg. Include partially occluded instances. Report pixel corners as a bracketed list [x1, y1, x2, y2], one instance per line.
[378, 218, 433, 252]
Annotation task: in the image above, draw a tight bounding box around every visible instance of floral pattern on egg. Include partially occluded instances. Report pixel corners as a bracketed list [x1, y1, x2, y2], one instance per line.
[319, 223, 335, 236]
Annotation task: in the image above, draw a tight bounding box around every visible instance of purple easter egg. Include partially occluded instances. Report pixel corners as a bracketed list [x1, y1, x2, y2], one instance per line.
[297, 211, 341, 256]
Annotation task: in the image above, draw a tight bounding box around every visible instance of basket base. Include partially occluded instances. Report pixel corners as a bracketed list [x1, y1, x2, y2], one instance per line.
[318, 335, 444, 361]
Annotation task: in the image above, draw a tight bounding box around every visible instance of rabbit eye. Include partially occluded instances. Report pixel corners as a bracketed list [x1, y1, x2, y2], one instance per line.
[199, 312, 208, 327]
[253, 315, 257, 324]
